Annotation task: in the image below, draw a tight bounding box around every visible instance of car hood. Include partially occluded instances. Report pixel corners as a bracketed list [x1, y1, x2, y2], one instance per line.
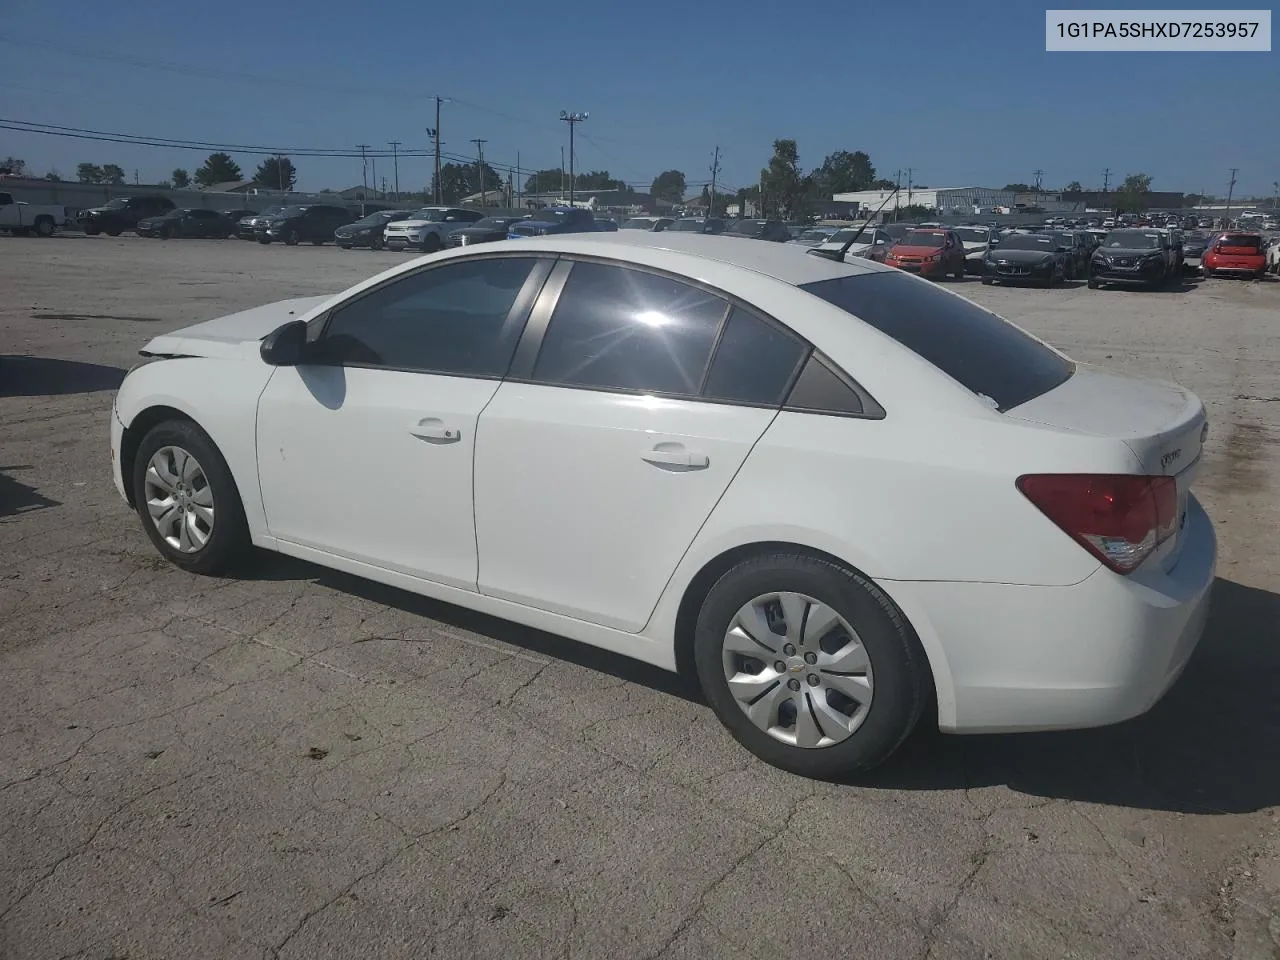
[1096, 246, 1162, 257]
[140, 295, 331, 359]
[386, 219, 432, 230]
[990, 248, 1055, 263]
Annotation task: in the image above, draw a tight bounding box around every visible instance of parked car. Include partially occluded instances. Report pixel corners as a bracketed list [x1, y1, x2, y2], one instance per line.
[594, 218, 619, 232]
[221, 209, 257, 225]
[137, 208, 237, 239]
[447, 216, 527, 248]
[981, 233, 1068, 287]
[78, 195, 175, 236]
[237, 207, 284, 240]
[1088, 229, 1178, 289]
[1202, 232, 1267, 279]
[507, 206, 598, 238]
[1053, 231, 1091, 280]
[725, 219, 792, 242]
[334, 210, 413, 250]
[256, 204, 356, 245]
[619, 216, 675, 232]
[0, 191, 65, 237]
[1180, 232, 1210, 260]
[668, 217, 728, 235]
[884, 229, 966, 280]
[109, 231, 1215, 779]
[786, 227, 839, 247]
[383, 206, 485, 252]
[952, 225, 995, 274]
[813, 227, 895, 263]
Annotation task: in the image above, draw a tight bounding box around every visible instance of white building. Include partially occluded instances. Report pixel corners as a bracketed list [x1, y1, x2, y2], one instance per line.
[833, 186, 1016, 215]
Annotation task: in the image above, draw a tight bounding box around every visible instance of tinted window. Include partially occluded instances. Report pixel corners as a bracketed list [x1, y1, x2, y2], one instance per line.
[534, 262, 727, 396]
[785, 353, 868, 416]
[1220, 234, 1261, 250]
[318, 257, 537, 376]
[799, 272, 1072, 411]
[703, 308, 807, 406]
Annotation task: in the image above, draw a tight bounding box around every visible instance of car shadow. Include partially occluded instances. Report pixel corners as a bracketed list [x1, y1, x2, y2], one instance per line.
[0, 465, 61, 519]
[241, 552, 701, 703]
[866, 577, 1280, 814]
[0, 356, 126, 397]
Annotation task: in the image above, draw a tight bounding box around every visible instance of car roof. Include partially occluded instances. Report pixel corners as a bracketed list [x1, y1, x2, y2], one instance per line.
[493, 231, 888, 284]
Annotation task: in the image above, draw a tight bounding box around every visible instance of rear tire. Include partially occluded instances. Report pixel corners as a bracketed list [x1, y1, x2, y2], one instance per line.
[980, 277, 994, 285]
[131, 419, 250, 575]
[692, 553, 929, 779]
[421, 233, 443, 253]
[310, 238, 324, 245]
[285, 228, 300, 246]
[33, 217, 55, 237]
[83, 226, 100, 236]
[1087, 275, 1100, 289]
[106, 228, 122, 237]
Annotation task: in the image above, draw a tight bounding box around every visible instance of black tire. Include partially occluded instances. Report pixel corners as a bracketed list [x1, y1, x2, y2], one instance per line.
[106, 228, 122, 237]
[131, 419, 250, 575]
[692, 553, 929, 778]
[160, 225, 173, 240]
[1087, 275, 1100, 289]
[258, 236, 271, 244]
[337, 243, 352, 250]
[980, 277, 994, 285]
[1202, 268, 1213, 279]
[83, 226, 100, 236]
[285, 228, 300, 246]
[421, 233, 443, 253]
[33, 217, 55, 237]
[370, 235, 383, 251]
[310, 238, 324, 245]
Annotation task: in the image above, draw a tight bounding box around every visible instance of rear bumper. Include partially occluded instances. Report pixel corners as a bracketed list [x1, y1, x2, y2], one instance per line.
[887, 496, 1216, 733]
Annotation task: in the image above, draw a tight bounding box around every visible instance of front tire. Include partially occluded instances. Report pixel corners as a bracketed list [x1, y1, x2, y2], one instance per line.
[1087, 275, 1100, 289]
[106, 227, 122, 237]
[33, 217, 55, 237]
[692, 554, 928, 778]
[131, 419, 250, 575]
[285, 228, 300, 246]
[421, 233, 443, 253]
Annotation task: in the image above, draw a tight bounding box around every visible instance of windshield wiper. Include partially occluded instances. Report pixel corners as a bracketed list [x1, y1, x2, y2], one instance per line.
[809, 186, 900, 263]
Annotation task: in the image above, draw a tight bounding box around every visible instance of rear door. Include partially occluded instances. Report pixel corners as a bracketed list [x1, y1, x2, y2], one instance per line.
[473, 259, 807, 631]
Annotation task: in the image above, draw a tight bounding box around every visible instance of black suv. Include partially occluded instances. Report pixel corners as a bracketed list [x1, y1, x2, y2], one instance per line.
[78, 195, 175, 236]
[257, 204, 356, 245]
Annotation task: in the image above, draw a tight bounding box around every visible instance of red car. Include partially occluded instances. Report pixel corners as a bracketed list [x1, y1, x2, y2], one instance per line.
[1202, 232, 1267, 279]
[884, 229, 966, 280]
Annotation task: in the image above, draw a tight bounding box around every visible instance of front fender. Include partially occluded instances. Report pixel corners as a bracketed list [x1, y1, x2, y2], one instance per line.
[114, 357, 274, 541]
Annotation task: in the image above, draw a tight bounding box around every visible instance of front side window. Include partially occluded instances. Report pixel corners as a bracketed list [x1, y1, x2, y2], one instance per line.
[532, 262, 727, 396]
[316, 257, 539, 376]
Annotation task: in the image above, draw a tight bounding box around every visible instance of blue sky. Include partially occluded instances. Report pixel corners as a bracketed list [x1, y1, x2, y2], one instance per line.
[1, 1, 1276, 198]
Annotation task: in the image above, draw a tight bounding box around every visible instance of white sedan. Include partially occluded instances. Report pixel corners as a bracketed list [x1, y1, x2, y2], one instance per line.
[109, 232, 1216, 778]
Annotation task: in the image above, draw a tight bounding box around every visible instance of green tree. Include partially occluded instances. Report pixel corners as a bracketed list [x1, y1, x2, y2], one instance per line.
[813, 149, 876, 195]
[171, 168, 190, 188]
[252, 156, 297, 191]
[101, 164, 126, 185]
[650, 169, 686, 205]
[44, 170, 62, 182]
[524, 167, 566, 194]
[1003, 183, 1032, 193]
[0, 156, 26, 176]
[871, 178, 897, 190]
[1115, 172, 1153, 212]
[194, 152, 243, 187]
[1064, 181, 1083, 193]
[431, 161, 504, 203]
[76, 163, 104, 183]
[760, 139, 805, 219]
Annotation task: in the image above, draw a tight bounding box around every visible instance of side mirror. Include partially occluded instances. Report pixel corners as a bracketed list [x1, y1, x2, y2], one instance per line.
[260, 319, 308, 366]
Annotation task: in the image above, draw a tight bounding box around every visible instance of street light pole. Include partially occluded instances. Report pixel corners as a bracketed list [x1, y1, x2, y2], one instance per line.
[388, 141, 401, 200]
[559, 111, 588, 207]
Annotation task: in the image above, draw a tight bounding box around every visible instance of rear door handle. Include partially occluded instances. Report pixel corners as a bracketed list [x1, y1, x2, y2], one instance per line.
[642, 444, 709, 470]
[409, 417, 460, 443]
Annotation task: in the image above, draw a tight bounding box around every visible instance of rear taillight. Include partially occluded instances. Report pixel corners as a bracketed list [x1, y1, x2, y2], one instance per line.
[1017, 474, 1177, 574]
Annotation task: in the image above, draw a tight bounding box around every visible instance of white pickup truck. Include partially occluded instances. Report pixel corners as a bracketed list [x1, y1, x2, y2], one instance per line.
[0, 191, 67, 237]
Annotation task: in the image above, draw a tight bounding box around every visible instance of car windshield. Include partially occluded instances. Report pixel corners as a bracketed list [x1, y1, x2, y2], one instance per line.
[278, 206, 310, 217]
[998, 235, 1055, 251]
[410, 208, 450, 222]
[829, 229, 873, 244]
[474, 217, 515, 230]
[899, 231, 945, 247]
[730, 221, 765, 236]
[621, 218, 657, 229]
[1220, 234, 1262, 250]
[954, 228, 990, 243]
[800, 272, 1073, 411]
[797, 229, 834, 243]
[1104, 230, 1160, 249]
[102, 199, 130, 210]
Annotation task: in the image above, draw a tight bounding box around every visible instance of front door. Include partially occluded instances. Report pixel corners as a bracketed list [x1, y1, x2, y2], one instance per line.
[256, 255, 549, 588]
[474, 261, 807, 632]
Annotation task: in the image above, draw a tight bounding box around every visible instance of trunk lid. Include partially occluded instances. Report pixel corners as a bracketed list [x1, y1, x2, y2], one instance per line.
[1007, 364, 1206, 571]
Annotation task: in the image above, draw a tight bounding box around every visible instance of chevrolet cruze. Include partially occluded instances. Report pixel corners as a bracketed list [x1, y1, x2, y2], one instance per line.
[110, 232, 1216, 777]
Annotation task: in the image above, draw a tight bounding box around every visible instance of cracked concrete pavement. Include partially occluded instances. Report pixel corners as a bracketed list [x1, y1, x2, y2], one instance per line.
[1, 236, 1278, 959]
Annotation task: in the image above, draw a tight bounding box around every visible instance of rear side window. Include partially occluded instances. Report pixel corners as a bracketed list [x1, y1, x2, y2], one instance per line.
[702, 308, 806, 406]
[1220, 234, 1261, 251]
[800, 272, 1072, 411]
[533, 262, 727, 396]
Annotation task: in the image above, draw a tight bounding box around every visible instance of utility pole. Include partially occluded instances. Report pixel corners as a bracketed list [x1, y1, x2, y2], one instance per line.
[559, 111, 588, 206]
[1225, 168, 1239, 224]
[1032, 168, 1044, 207]
[708, 145, 721, 218]
[388, 141, 401, 199]
[906, 167, 914, 208]
[1101, 168, 1111, 218]
[357, 144, 370, 215]
[471, 138, 488, 207]
[371, 157, 377, 198]
[894, 169, 902, 221]
[560, 147, 566, 199]
[516, 151, 522, 208]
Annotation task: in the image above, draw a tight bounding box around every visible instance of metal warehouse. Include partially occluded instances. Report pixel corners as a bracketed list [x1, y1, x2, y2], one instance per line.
[832, 186, 1016, 214]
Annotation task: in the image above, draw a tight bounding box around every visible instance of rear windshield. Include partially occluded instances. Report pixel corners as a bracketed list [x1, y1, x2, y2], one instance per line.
[799, 272, 1073, 411]
[1219, 234, 1261, 250]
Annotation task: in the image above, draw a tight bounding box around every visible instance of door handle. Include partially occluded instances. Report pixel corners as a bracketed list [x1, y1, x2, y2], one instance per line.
[409, 418, 460, 443]
[642, 444, 709, 470]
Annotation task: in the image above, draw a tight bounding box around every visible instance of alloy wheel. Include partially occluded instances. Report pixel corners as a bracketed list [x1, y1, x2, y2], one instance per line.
[721, 591, 874, 748]
[143, 445, 215, 553]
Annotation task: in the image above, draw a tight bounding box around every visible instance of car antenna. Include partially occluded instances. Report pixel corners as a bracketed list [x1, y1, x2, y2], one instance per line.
[809, 186, 900, 262]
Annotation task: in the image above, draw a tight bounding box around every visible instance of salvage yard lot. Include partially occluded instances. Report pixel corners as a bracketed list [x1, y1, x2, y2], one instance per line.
[2, 236, 1278, 960]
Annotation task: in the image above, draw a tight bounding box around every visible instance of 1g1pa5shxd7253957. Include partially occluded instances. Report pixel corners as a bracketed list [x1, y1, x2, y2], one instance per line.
[109, 232, 1216, 778]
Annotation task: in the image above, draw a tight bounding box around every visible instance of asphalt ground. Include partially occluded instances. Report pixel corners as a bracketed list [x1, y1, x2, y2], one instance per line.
[2, 234, 1278, 960]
